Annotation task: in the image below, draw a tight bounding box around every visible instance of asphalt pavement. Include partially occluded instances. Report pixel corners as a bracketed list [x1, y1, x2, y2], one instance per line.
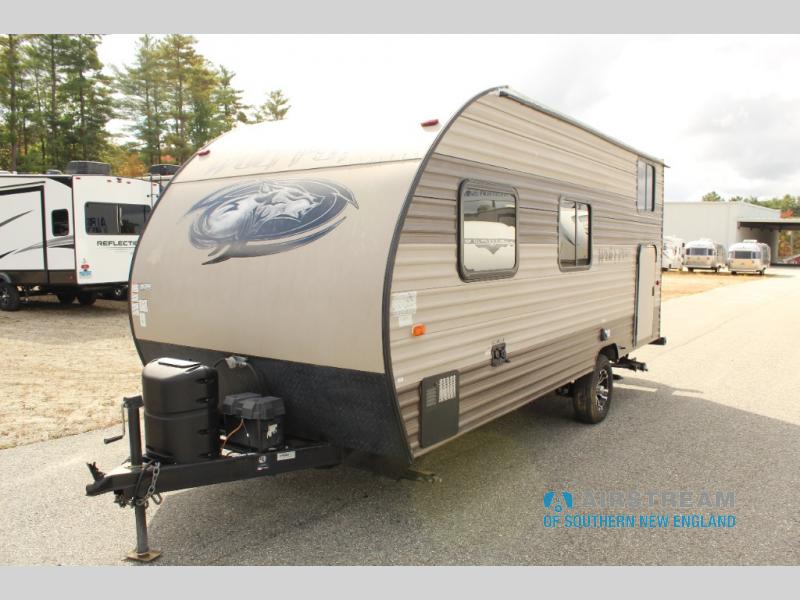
[1, 268, 798, 565]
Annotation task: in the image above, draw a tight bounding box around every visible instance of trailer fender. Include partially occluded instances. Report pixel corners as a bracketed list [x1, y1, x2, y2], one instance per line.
[599, 344, 619, 363]
[0, 272, 12, 284]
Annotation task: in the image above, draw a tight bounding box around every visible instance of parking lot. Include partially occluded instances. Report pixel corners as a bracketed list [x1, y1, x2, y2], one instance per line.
[0, 267, 798, 565]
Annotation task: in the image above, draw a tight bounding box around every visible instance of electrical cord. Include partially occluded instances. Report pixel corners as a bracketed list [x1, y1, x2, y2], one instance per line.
[221, 418, 244, 452]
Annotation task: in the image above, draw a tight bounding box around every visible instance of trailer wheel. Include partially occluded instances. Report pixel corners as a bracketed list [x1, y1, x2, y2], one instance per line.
[572, 354, 613, 424]
[57, 292, 76, 304]
[688, 268, 694, 272]
[77, 291, 97, 306]
[0, 282, 21, 311]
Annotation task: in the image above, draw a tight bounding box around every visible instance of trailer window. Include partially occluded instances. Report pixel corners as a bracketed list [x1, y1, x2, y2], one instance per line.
[733, 250, 757, 259]
[559, 199, 592, 269]
[637, 160, 656, 211]
[458, 180, 518, 281]
[120, 204, 151, 234]
[51, 209, 69, 236]
[85, 203, 151, 235]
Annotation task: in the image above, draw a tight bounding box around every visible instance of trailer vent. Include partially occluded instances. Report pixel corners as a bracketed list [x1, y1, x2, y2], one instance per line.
[419, 370, 460, 448]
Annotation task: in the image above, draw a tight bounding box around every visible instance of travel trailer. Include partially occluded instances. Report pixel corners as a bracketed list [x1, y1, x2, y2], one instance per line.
[662, 235, 684, 270]
[684, 238, 726, 272]
[727, 239, 771, 275]
[84, 86, 667, 560]
[0, 167, 154, 310]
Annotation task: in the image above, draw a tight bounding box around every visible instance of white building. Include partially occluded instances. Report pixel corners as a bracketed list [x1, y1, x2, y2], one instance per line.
[663, 201, 793, 261]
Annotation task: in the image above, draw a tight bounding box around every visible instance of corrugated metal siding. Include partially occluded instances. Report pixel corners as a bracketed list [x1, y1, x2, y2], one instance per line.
[389, 93, 663, 458]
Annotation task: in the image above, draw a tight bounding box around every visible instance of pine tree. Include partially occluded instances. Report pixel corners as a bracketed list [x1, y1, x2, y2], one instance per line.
[0, 34, 23, 171]
[115, 34, 167, 165]
[159, 34, 204, 163]
[256, 89, 290, 122]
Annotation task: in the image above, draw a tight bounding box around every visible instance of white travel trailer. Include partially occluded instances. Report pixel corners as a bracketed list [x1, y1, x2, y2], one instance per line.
[727, 239, 771, 275]
[0, 169, 153, 310]
[684, 238, 726, 272]
[662, 235, 684, 270]
[85, 87, 667, 559]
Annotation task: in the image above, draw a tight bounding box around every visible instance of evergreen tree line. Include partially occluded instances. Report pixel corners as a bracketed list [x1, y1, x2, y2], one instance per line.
[0, 34, 290, 175]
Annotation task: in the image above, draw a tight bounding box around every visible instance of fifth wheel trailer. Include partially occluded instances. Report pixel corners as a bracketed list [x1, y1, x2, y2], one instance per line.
[0, 171, 153, 310]
[85, 86, 667, 559]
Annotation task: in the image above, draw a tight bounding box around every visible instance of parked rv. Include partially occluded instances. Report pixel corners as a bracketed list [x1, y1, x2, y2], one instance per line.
[143, 163, 180, 204]
[684, 239, 726, 272]
[662, 235, 684, 270]
[84, 87, 667, 559]
[0, 165, 154, 311]
[727, 239, 770, 275]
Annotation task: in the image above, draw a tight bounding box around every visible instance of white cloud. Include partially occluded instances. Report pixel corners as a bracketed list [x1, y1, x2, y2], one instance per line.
[99, 34, 800, 201]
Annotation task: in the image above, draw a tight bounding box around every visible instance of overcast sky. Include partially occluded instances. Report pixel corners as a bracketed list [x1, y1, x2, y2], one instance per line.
[98, 34, 800, 203]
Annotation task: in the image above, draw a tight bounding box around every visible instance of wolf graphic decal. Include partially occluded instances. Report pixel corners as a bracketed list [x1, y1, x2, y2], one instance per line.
[186, 179, 358, 264]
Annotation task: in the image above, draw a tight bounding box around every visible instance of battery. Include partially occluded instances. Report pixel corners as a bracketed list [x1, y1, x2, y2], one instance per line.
[222, 393, 285, 452]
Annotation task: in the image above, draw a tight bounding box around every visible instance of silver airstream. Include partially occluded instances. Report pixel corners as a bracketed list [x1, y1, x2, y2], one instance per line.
[727, 240, 771, 275]
[684, 238, 726, 272]
[662, 235, 684, 271]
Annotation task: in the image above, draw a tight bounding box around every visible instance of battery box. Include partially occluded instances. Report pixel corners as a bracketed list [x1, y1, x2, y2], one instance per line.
[222, 393, 285, 452]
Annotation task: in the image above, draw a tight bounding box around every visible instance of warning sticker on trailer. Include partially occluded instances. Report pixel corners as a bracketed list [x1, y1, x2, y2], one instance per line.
[390, 291, 417, 317]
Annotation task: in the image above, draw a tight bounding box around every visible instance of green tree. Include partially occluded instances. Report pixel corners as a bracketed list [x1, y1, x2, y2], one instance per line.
[0, 34, 24, 171]
[115, 34, 167, 165]
[701, 191, 723, 202]
[256, 89, 290, 122]
[59, 34, 114, 161]
[211, 65, 248, 134]
[159, 34, 204, 163]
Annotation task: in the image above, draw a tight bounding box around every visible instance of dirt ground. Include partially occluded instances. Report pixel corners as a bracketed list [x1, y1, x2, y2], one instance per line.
[0, 270, 771, 449]
[660, 268, 767, 301]
[0, 297, 140, 449]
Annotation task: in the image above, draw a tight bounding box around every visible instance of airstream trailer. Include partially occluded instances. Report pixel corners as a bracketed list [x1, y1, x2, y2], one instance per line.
[85, 87, 666, 560]
[684, 239, 726, 272]
[662, 235, 684, 271]
[728, 239, 771, 275]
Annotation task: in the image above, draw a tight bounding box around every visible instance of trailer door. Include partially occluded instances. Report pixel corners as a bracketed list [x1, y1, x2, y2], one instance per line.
[635, 244, 657, 344]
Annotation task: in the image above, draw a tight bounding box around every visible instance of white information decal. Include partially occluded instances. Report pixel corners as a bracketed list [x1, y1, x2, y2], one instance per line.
[391, 291, 417, 323]
[139, 312, 147, 327]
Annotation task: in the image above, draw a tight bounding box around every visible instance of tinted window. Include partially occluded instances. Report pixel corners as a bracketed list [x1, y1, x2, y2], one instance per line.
[459, 181, 517, 280]
[85, 203, 150, 235]
[559, 199, 591, 269]
[51, 209, 69, 236]
[120, 205, 151, 234]
[637, 160, 656, 211]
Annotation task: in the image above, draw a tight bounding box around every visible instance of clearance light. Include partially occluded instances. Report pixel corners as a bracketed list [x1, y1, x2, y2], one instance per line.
[412, 324, 427, 337]
[421, 119, 439, 128]
[198, 148, 211, 156]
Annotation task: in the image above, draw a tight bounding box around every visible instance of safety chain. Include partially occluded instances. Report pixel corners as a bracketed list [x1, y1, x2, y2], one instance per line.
[116, 460, 163, 508]
[135, 460, 162, 507]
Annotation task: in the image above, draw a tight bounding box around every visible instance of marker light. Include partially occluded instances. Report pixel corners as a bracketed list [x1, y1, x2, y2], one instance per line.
[412, 324, 427, 337]
[198, 148, 211, 156]
[420, 119, 439, 128]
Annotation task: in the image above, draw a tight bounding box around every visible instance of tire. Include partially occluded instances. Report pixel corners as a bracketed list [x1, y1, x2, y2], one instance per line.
[688, 268, 694, 272]
[0, 281, 21, 311]
[77, 291, 96, 306]
[57, 292, 76, 304]
[572, 354, 613, 424]
[730, 271, 737, 276]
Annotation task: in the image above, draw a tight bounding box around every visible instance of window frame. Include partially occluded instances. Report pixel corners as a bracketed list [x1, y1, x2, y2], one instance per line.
[457, 179, 519, 283]
[85, 202, 150, 236]
[557, 196, 593, 272]
[51, 209, 70, 237]
[636, 159, 656, 212]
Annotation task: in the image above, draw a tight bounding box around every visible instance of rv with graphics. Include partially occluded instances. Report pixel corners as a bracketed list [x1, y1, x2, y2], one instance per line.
[684, 238, 726, 272]
[662, 235, 684, 271]
[0, 164, 154, 310]
[84, 87, 667, 559]
[727, 240, 771, 275]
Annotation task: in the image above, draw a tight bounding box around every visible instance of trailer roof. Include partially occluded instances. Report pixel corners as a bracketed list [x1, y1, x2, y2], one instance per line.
[173, 86, 666, 183]
[498, 88, 666, 166]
